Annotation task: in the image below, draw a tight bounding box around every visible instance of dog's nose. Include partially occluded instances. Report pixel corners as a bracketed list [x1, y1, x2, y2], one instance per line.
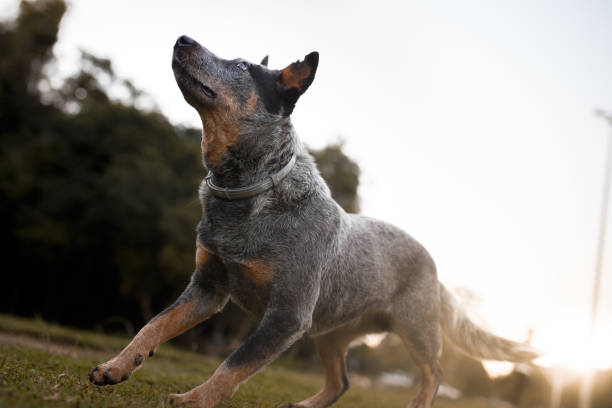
[176, 35, 195, 47]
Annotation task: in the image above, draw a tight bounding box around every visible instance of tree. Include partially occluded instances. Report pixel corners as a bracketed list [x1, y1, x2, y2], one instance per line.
[0, 0, 361, 340]
[0, 0, 201, 327]
[310, 142, 360, 213]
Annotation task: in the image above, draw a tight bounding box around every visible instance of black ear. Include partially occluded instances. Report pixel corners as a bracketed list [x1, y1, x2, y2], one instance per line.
[276, 51, 318, 115]
[260, 55, 269, 66]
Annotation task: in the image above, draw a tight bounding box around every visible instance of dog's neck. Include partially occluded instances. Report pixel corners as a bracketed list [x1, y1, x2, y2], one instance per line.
[205, 118, 297, 189]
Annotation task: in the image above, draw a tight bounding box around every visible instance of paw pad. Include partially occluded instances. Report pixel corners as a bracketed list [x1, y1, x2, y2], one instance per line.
[87, 366, 99, 383]
[102, 370, 119, 385]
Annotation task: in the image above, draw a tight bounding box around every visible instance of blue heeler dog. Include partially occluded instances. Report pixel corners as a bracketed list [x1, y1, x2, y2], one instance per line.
[89, 35, 538, 408]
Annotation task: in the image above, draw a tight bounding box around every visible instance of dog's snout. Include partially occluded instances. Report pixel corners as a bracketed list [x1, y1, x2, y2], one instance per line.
[176, 35, 195, 47]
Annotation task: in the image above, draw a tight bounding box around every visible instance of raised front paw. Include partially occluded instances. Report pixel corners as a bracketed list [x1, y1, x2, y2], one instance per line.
[88, 353, 145, 386]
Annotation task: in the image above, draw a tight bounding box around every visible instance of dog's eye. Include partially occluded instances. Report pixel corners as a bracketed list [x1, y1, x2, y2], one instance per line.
[237, 62, 248, 71]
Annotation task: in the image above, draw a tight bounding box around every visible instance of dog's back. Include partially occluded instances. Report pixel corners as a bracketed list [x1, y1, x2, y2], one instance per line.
[90, 37, 537, 408]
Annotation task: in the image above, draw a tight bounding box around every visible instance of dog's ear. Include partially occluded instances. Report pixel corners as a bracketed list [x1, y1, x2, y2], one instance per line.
[260, 55, 269, 66]
[276, 51, 318, 115]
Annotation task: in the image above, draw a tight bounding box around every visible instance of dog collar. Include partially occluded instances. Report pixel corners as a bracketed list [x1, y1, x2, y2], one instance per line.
[205, 154, 297, 200]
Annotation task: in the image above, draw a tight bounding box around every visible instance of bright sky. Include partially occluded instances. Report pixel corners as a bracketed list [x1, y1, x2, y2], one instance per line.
[3, 0, 612, 373]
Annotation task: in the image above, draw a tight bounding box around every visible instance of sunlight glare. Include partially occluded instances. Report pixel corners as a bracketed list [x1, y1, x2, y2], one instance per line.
[363, 333, 387, 348]
[482, 361, 516, 378]
[533, 325, 612, 373]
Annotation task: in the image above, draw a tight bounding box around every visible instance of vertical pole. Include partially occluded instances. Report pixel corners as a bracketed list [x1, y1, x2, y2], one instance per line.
[550, 371, 563, 408]
[580, 111, 612, 408]
[591, 114, 612, 335]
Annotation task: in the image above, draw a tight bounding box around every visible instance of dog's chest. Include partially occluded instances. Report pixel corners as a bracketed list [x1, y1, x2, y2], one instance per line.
[198, 197, 277, 258]
[198, 216, 273, 318]
[222, 262, 269, 317]
[197, 221, 261, 261]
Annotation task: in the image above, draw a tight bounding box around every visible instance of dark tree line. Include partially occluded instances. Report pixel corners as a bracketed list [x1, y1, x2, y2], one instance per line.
[0, 0, 360, 344]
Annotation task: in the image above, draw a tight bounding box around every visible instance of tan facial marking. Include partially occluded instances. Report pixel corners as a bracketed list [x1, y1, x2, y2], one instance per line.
[239, 259, 274, 286]
[246, 89, 258, 112]
[200, 113, 240, 166]
[198, 88, 241, 167]
[196, 241, 212, 270]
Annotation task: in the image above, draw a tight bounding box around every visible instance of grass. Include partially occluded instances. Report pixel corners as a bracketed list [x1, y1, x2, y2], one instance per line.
[0, 314, 491, 407]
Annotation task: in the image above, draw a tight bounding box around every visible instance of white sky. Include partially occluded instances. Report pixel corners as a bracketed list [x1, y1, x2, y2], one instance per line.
[2, 0, 612, 371]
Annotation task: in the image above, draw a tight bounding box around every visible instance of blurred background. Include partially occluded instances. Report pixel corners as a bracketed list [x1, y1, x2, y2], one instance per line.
[0, 1, 611, 407]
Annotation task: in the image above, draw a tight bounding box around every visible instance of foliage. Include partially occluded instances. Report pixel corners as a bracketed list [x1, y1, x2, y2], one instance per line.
[311, 142, 360, 213]
[0, 0, 360, 335]
[0, 0, 203, 327]
[0, 0, 65, 132]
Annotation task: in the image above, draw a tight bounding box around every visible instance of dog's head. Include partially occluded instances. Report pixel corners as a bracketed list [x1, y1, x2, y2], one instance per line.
[171, 35, 318, 167]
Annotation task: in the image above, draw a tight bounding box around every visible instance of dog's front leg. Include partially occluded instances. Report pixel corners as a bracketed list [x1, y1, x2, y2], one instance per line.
[168, 309, 311, 408]
[89, 243, 228, 386]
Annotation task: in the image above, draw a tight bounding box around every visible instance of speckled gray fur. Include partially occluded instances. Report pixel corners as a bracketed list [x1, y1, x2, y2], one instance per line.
[106, 36, 538, 408]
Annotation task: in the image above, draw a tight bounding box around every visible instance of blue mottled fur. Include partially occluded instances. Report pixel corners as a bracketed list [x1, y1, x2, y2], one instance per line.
[89, 35, 537, 408]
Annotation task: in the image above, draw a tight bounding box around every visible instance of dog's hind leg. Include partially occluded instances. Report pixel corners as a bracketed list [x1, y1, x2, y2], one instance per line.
[287, 329, 352, 408]
[391, 285, 443, 408]
[286, 313, 390, 408]
[89, 242, 228, 386]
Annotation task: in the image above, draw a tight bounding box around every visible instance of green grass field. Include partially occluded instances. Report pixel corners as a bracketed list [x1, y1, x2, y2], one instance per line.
[0, 314, 494, 408]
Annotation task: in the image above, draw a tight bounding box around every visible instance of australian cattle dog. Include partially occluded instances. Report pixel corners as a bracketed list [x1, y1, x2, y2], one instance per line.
[89, 35, 537, 408]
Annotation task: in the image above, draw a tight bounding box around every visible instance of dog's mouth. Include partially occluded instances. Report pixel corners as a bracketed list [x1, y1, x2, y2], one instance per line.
[199, 83, 216, 99]
[172, 57, 217, 100]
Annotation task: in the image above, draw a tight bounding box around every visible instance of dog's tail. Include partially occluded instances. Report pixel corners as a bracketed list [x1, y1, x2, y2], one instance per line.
[439, 283, 538, 362]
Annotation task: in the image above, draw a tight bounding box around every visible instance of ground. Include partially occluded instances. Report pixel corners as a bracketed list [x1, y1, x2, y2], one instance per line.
[0, 314, 496, 408]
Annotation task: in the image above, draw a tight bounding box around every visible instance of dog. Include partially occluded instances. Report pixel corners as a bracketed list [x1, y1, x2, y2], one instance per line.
[88, 35, 538, 408]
